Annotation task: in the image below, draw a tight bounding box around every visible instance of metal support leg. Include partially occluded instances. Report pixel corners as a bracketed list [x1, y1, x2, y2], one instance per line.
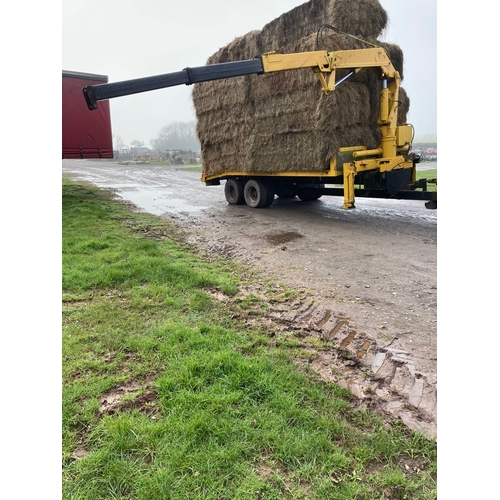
[341, 163, 356, 209]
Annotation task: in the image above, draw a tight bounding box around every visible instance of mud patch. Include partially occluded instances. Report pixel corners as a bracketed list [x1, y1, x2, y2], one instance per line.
[266, 294, 437, 439]
[265, 231, 303, 245]
[99, 379, 159, 417]
[71, 446, 90, 460]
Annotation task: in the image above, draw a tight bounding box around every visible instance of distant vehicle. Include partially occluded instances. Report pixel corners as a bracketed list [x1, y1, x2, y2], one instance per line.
[165, 149, 184, 164]
[131, 146, 151, 160]
[131, 146, 151, 155]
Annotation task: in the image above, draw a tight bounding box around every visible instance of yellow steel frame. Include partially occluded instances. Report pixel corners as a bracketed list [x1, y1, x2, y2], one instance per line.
[260, 48, 398, 94]
[340, 156, 414, 209]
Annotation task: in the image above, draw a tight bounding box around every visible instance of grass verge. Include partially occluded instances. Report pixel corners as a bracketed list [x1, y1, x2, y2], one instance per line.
[415, 169, 437, 192]
[62, 177, 437, 499]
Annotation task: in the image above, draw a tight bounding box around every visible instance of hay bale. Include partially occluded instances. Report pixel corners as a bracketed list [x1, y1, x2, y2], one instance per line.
[258, 0, 388, 52]
[206, 30, 261, 64]
[397, 86, 410, 126]
[192, 0, 410, 175]
[326, 0, 388, 38]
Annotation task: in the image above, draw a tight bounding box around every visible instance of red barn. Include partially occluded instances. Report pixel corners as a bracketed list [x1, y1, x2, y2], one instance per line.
[62, 71, 113, 159]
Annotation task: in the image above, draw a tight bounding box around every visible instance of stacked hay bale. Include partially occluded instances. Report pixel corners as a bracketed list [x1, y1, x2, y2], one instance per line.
[192, 0, 409, 175]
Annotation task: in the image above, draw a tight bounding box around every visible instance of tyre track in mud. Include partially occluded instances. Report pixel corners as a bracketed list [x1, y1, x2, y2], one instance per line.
[267, 298, 437, 439]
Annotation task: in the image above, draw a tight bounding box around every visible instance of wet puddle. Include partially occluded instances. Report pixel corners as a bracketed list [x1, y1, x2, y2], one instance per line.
[340, 330, 357, 348]
[329, 320, 348, 338]
[317, 310, 332, 328]
[357, 340, 371, 358]
[265, 231, 303, 245]
[119, 189, 207, 216]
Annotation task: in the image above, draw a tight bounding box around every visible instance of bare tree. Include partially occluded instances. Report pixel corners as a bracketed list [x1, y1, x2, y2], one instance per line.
[113, 134, 125, 151]
[150, 121, 199, 152]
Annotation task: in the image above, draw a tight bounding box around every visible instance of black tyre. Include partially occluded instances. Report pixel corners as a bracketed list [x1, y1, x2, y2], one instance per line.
[262, 185, 275, 207]
[224, 178, 245, 205]
[261, 180, 275, 208]
[244, 179, 272, 208]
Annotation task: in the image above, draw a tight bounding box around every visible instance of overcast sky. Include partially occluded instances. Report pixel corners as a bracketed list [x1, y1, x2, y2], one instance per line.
[62, 0, 437, 147]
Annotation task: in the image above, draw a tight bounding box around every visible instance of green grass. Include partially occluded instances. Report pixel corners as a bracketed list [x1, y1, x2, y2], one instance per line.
[416, 169, 437, 192]
[62, 177, 437, 499]
[416, 168, 436, 178]
[147, 161, 201, 169]
[182, 166, 203, 173]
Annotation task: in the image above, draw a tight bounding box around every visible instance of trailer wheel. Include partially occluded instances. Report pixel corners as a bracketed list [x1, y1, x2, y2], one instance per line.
[224, 179, 245, 205]
[244, 179, 273, 208]
[264, 185, 275, 207]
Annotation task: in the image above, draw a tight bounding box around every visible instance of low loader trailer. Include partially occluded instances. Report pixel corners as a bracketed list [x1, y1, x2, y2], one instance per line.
[82, 46, 436, 210]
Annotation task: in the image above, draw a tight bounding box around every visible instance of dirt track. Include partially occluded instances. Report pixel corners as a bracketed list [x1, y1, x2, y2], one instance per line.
[62, 159, 437, 439]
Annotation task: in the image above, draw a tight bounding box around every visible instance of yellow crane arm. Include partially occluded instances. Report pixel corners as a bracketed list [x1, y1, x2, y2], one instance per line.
[260, 48, 401, 130]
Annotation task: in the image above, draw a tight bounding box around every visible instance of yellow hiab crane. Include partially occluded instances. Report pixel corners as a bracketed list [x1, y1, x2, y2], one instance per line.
[83, 45, 436, 210]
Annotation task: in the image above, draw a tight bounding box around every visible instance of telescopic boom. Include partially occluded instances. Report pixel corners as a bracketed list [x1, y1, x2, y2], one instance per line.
[83, 48, 399, 113]
[83, 59, 265, 110]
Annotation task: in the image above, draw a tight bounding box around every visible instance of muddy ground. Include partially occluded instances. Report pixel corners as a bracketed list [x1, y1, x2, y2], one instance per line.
[62, 159, 437, 439]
